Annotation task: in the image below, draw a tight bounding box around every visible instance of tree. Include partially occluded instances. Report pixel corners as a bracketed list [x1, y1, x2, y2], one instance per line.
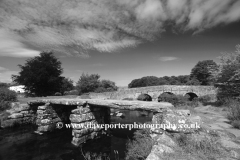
[95, 80, 118, 92]
[76, 73, 118, 94]
[60, 78, 74, 95]
[0, 83, 9, 88]
[76, 73, 101, 94]
[216, 45, 240, 98]
[128, 76, 160, 88]
[12, 51, 64, 97]
[190, 60, 218, 85]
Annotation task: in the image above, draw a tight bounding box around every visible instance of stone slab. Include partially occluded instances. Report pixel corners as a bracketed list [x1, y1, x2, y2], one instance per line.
[28, 98, 173, 112]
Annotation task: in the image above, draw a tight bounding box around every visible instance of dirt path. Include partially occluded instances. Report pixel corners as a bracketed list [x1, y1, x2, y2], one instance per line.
[194, 105, 240, 139]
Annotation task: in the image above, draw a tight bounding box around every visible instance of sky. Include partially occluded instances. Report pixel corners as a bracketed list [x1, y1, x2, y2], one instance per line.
[0, 0, 240, 86]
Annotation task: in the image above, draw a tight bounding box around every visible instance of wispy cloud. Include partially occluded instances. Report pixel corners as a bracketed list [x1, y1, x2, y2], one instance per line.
[0, 30, 40, 57]
[0, 0, 240, 57]
[159, 56, 179, 62]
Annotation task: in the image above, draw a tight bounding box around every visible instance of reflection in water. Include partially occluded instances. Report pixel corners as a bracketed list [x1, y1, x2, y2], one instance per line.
[0, 109, 153, 160]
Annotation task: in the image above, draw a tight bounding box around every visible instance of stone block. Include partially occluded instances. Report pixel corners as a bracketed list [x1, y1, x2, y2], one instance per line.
[161, 112, 202, 133]
[41, 119, 52, 124]
[71, 120, 99, 130]
[8, 113, 24, 119]
[6, 109, 21, 114]
[37, 109, 53, 114]
[20, 111, 29, 115]
[70, 113, 95, 123]
[52, 117, 62, 123]
[72, 106, 91, 114]
[24, 113, 34, 117]
[10, 102, 20, 109]
[152, 144, 174, 155]
[37, 114, 52, 119]
[72, 128, 94, 137]
[152, 113, 163, 124]
[38, 105, 47, 110]
[72, 136, 87, 146]
[19, 104, 30, 111]
[146, 153, 161, 160]
[37, 124, 55, 132]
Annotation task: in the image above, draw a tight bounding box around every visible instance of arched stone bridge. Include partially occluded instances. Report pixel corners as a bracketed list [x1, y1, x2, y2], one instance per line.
[89, 85, 217, 101]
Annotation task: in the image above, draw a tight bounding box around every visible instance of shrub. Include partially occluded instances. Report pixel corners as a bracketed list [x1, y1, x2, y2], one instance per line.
[137, 94, 152, 101]
[158, 93, 198, 107]
[54, 92, 62, 96]
[174, 133, 222, 159]
[125, 129, 154, 160]
[231, 120, 240, 129]
[198, 95, 212, 104]
[158, 93, 179, 105]
[0, 101, 11, 112]
[0, 88, 17, 102]
[226, 99, 240, 123]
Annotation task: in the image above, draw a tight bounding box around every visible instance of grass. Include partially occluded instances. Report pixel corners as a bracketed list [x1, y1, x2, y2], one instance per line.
[224, 98, 240, 129]
[125, 129, 154, 160]
[160, 133, 226, 160]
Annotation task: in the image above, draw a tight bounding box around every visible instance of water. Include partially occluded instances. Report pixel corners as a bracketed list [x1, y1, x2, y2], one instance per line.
[0, 110, 153, 160]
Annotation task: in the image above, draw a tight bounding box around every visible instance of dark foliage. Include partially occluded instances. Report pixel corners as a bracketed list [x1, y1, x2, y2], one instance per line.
[76, 73, 117, 94]
[190, 60, 218, 85]
[0, 83, 9, 88]
[12, 51, 64, 97]
[0, 88, 17, 111]
[0, 87, 17, 102]
[128, 75, 200, 88]
[60, 78, 74, 95]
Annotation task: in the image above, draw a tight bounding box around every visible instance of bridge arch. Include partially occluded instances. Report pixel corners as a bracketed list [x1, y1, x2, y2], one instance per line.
[137, 93, 152, 101]
[158, 92, 175, 102]
[184, 92, 198, 101]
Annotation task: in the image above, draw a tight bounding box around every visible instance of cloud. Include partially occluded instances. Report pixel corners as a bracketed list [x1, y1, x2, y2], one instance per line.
[0, 0, 240, 57]
[0, 30, 40, 57]
[159, 56, 179, 62]
[0, 66, 8, 71]
[0, 70, 18, 83]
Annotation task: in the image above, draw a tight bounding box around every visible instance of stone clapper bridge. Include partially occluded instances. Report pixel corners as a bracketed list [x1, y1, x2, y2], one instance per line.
[29, 98, 174, 146]
[28, 85, 214, 146]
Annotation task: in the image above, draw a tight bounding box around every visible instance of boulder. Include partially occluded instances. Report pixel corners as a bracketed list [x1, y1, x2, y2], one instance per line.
[152, 133, 176, 148]
[8, 113, 23, 119]
[152, 144, 174, 155]
[146, 153, 162, 160]
[161, 110, 202, 133]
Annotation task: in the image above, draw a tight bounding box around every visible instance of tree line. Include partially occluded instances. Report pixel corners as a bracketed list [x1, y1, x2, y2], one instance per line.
[128, 60, 218, 88]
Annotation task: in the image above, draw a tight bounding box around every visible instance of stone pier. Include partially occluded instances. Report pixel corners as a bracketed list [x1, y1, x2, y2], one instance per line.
[70, 105, 110, 146]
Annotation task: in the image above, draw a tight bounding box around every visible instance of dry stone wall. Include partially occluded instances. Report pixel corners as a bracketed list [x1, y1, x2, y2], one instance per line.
[1, 102, 37, 128]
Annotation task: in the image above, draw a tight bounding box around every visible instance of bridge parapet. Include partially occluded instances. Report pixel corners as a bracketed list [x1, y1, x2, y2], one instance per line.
[89, 85, 217, 100]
